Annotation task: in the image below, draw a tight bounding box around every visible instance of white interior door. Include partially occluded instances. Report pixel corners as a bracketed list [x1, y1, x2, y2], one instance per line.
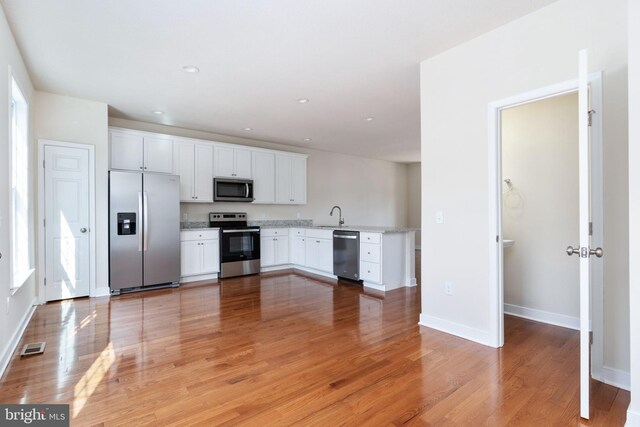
[575, 48, 603, 420]
[44, 145, 91, 301]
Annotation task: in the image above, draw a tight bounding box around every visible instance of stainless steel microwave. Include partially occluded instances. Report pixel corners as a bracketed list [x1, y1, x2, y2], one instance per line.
[213, 178, 254, 202]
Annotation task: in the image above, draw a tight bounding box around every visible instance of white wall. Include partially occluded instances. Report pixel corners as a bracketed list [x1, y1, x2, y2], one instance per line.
[627, 0, 639, 423]
[0, 4, 37, 373]
[407, 163, 421, 248]
[419, 0, 629, 376]
[502, 93, 579, 324]
[34, 92, 109, 296]
[109, 118, 410, 227]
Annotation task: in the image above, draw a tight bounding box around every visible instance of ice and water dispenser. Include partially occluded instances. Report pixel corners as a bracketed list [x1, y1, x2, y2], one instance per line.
[117, 212, 137, 235]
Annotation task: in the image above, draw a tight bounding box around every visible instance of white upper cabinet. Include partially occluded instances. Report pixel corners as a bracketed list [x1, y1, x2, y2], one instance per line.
[110, 131, 173, 173]
[110, 132, 143, 171]
[110, 128, 307, 205]
[173, 141, 195, 201]
[252, 151, 275, 204]
[214, 146, 252, 179]
[143, 137, 173, 173]
[194, 144, 214, 201]
[275, 154, 307, 204]
[173, 140, 213, 202]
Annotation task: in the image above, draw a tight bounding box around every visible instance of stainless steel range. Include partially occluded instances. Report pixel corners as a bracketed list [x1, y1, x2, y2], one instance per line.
[210, 212, 261, 278]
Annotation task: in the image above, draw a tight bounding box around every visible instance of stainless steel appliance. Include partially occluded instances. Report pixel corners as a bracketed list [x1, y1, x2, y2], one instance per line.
[213, 178, 254, 202]
[333, 230, 360, 281]
[211, 212, 261, 278]
[109, 171, 180, 294]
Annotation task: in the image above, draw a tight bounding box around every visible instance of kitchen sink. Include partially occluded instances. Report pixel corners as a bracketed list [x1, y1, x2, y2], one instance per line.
[315, 225, 349, 229]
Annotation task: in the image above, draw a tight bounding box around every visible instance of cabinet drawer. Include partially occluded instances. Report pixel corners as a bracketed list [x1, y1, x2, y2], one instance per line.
[360, 232, 381, 244]
[261, 228, 289, 237]
[360, 261, 381, 283]
[306, 229, 334, 240]
[360, 242, 380, 263]
[181, 229, 219, 241]
[291, 228, 306, 237]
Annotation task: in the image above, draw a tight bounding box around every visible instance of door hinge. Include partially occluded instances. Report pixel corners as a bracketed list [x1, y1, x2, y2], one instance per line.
[44, 278, 46, 286]
[588, 109, 596, 127]
[590, 331, 593, 345]
[496, 235, 499, 243]
[589, 222, 593, 236]
[42, 159, 45, 168]
[43, 218, 46, 227]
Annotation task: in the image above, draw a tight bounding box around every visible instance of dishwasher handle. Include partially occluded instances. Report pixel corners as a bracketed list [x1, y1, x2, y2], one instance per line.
[334, 235, 358, 240]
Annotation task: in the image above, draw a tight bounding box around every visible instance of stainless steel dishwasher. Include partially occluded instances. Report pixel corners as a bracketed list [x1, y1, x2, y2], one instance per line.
[333, 230, 360, 281]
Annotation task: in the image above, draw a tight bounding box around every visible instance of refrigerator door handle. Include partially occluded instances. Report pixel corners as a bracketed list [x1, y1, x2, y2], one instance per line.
[138, 191, 143, 252]
[143, 191, 149, 251]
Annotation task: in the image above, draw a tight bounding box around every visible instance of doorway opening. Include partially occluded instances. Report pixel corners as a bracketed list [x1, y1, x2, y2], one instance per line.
[501, 92, 581, 337]
[487, 74, 604, 378]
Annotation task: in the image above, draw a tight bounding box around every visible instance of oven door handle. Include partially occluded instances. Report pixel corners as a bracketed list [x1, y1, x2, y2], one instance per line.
[222, 228, 260, 233]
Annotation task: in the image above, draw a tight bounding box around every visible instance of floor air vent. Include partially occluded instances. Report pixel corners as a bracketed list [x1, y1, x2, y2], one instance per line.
[20, 342, 46, 357]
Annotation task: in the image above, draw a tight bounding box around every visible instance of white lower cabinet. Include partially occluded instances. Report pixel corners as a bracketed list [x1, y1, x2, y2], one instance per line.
[289, 228, 307, 266]
[180, 230, 220, 281]
[261, 229, 290, 267]
[304, 229, 333, 273]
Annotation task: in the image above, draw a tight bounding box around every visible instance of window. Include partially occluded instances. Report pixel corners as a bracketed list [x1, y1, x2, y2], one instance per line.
[9, 74, 32, 290]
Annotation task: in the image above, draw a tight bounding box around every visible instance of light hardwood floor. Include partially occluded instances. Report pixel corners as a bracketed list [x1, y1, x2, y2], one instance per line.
[0, 266, 630, 425]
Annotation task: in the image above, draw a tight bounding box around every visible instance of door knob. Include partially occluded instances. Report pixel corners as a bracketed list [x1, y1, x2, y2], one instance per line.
[80, 227, 87, 233]
[590, 247, 604, 258]
[566, 246, 580, 256]
[567, 246, 603, 257]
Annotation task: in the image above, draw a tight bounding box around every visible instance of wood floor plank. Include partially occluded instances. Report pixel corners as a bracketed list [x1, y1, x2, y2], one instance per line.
[0, 264, 630, 426]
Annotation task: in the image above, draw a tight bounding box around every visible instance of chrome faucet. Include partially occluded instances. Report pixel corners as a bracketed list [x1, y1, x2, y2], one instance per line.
[330, 205, 344, 227]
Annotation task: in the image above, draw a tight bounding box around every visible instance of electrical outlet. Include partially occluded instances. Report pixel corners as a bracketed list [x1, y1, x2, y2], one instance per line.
[182, 213, 188, 221]
[296, 212, 301, 219]
[6, 296, 10, 314]
[444, 281, 453, 296]
[435, 211, 444, 224]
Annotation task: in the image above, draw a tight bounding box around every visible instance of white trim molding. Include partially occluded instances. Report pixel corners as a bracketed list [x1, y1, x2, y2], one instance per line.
[419, 313, 491, 347]
[627, 409, 640, 427]
[0, 299, 36, 379]
[592, 366, 630, 392]
[504, 303, 584, 331]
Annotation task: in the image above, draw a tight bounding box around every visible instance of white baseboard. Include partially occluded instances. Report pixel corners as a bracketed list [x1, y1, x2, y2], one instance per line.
[91, 286, 111, 297]
[181, 273, 219, 284]
[419, 313, 491, 346]
[504, 303, 585, 331]
[260, 264, 294, 273]
[0, 300, 37, 379]
[593, 366, 631, 391]
[627, 408, 640, 427]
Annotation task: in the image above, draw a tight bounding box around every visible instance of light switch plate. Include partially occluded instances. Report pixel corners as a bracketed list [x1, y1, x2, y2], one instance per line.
[435, 211, 444, 224]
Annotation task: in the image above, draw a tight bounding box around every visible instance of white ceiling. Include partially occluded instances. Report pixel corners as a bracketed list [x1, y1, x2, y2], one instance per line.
[1, 0, 557, 162]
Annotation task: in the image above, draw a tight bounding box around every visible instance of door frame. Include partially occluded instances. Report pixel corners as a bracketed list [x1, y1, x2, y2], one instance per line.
[37, 139, 96, 303]
[487, 73, 604, 375]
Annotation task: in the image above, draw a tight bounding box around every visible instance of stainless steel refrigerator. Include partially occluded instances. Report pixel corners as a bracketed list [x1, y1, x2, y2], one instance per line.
[109, 171, 180, 294]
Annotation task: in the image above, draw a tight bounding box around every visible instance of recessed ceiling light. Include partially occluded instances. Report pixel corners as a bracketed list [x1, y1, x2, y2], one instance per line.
[182, 65, 200, 73]
[297, 98, 309, 104]
[243, 127, 253, 131]
[303, 138, 312, 142]
[364, 117, 374, 121]
[152, 110, 164, 115]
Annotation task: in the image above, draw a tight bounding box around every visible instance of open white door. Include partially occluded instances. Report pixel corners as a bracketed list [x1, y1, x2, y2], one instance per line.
[566, 49, 603, 420]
